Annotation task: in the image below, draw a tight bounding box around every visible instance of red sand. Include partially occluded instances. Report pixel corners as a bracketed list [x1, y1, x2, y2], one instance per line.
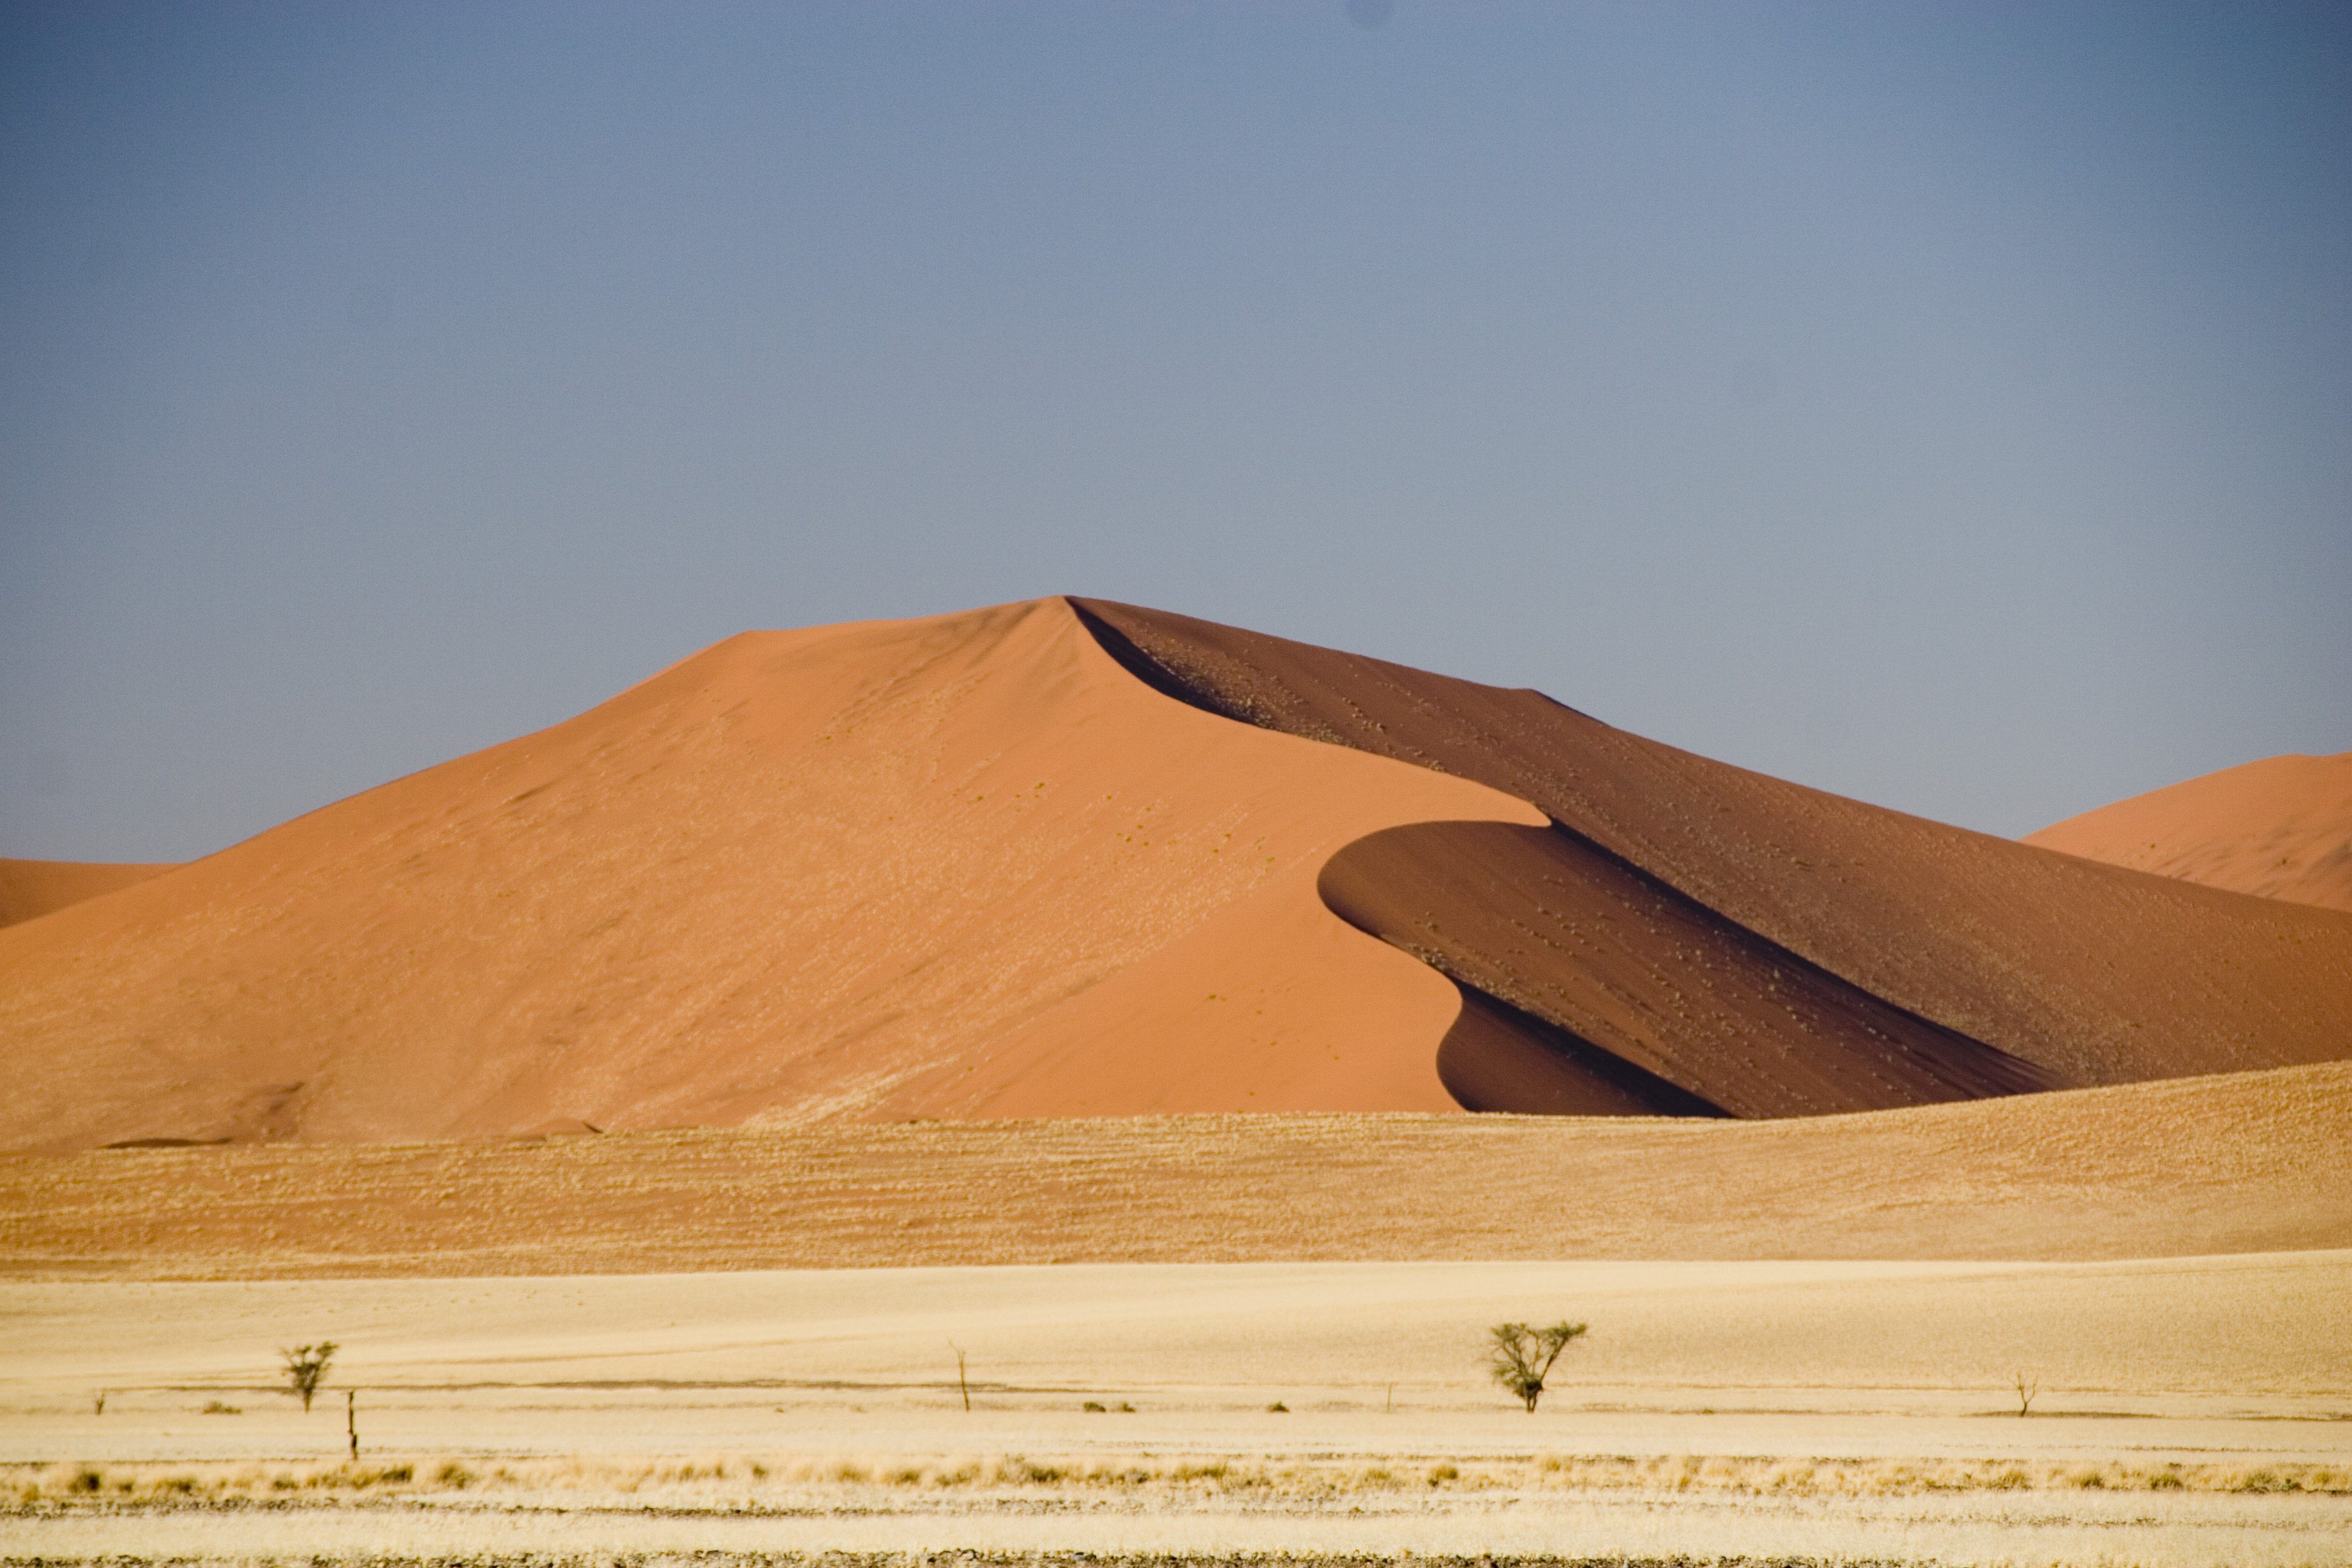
[2025, 751, 2352, 915]
[3, 597, 2347, 1153]
[0, 601, 1537, 1152]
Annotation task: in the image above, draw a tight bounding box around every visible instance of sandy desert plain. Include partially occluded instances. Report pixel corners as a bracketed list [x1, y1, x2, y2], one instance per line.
[5, 598, 2351, 1567]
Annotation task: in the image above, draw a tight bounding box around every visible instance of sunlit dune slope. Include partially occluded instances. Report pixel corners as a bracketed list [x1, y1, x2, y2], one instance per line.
[0, 859, 178, 929]
[1076, 599, 2352, 1097]
[0, 600, 1540, 1153]
[2025, 752, 2352, 915]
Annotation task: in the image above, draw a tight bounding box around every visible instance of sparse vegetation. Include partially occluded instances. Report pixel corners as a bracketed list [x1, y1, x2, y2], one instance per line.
[1265, 1400, 1287, 1412]
[200, 1400, 240, 1415]
[1486, 1320, 1587, 1412]
[280, 1341, 336, 1412]
[948, 1340, 970, 1412]
[11, 1451, 2346, 1504]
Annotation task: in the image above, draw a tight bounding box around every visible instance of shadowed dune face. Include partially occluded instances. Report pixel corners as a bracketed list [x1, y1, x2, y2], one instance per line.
[1074, 599, 2352, 1094]
[1321, 821, 2053, 1118]
[0, 860, 178, 929]
[2025, 752, 2352, 915]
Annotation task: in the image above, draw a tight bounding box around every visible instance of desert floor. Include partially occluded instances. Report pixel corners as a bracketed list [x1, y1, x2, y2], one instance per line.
[5, 1254, 2348, 1565]
[9, 1071, 2350, 1279]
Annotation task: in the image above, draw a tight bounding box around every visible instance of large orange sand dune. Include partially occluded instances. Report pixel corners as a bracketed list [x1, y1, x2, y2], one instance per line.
[3, 597, 2347, 1153]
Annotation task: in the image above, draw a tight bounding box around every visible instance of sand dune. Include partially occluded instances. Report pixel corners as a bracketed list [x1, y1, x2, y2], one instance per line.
[2026, 751, 2352, 914]
[4, 596, 2347, 1153]
[0, 858, 177, 929]
[1077, 599, 2352, 1097]
[0, 601, 1538, 1152]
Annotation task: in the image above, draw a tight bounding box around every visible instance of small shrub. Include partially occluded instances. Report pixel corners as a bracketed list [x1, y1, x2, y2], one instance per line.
[1082, 1400, 1106, 1412]
[201, 1400, 241, 1415]
[434, 1461, 474, 1489]
[69, 1467, 104, 1494]
[281, 1342, 337, 1412]
[1115, 1400, 1135, 1412]
[2148, 1471, 2186, 1491]
[1266, 1400, 1288, 1412]
[1427, 1462, 1459, 1486]
[1487, 1321, 1587, 1413]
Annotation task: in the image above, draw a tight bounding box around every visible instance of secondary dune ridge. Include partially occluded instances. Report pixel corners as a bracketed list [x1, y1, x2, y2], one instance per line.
[2026, 750, 2352, 914]
[3, 596, 2348, 1153]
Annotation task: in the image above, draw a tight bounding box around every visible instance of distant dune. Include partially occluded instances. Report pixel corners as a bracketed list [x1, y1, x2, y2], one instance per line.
[3, 597, 2348, 1153]
[0, 859, 177, 929]
[2025, 751, 2352, 914]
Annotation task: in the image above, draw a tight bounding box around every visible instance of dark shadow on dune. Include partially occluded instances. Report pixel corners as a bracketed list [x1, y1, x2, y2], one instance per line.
[1069, 594, 2352, 1112]
[1323, 819, 2052, 1118]
[1436, 985, 1728, 1118]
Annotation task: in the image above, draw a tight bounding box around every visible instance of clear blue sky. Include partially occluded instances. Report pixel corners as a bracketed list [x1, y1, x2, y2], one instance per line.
[5, 1, 2347, 861]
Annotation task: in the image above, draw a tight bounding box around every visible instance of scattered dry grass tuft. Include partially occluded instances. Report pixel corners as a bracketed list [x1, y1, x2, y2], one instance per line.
[9, 1452, 2347, 1510]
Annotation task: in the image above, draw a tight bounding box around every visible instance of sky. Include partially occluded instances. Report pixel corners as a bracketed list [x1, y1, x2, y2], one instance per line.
[4, 0, 2348, 862]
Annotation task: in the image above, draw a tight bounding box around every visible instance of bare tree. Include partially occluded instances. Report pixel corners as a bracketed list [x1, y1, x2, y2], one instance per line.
[2014, 1371, 2039, 1417]
[1487, 1322, 1587, 1413]
[281, 1342, 337, 1412]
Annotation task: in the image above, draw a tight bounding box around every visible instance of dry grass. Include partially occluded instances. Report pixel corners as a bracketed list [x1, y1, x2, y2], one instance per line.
[7, 1064, 2351, 1280]
[13, 1451, 2348, 1510]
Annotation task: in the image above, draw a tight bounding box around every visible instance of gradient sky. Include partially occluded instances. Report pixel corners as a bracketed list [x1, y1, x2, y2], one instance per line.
[5, 1, 2348, 862]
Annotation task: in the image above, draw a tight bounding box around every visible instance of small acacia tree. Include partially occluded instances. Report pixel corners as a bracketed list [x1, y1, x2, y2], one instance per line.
[1487, 1321, 1587, 1413]
[281, 1342, 337, 1412]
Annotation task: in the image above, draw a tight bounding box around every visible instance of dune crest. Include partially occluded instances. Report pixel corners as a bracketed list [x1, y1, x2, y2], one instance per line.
[2024, 751, 2352, 914]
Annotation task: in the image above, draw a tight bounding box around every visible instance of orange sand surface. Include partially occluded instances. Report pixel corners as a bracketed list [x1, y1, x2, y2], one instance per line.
[0, 601, 1538, 1153]
[0, 858, 176, 929]
[6, 1062, 2341, 1279]
[2026, 751, 2352, 915]
[5, 597, 2348, 1154]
